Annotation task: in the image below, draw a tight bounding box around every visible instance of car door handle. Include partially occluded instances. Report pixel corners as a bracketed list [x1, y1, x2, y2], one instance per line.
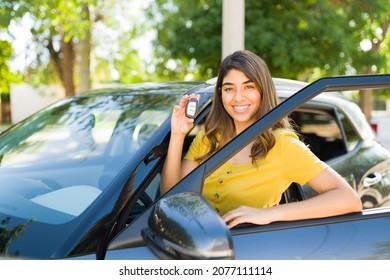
[363, 172, 383, 188]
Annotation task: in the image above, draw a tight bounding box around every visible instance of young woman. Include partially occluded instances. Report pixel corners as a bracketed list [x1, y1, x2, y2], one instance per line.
[160, 50, 362, 228]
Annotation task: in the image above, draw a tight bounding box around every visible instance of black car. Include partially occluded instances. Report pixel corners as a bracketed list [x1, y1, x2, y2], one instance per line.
[0, 75, 389, 260]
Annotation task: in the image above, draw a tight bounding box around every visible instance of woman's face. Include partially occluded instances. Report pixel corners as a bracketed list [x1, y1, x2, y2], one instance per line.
[221, 69, 261, 132]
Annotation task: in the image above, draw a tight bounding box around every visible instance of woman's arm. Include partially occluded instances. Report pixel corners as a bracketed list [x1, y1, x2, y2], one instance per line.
[160, 94, 199, 194]
[223, 167, 362, 228]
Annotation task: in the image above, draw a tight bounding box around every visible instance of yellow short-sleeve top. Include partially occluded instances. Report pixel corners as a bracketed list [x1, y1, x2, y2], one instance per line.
[184, 128, 328, 216]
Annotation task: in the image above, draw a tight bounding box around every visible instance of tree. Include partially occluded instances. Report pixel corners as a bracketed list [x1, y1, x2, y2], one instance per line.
[27, 0, 102, 96]
[341, 0, 390, 120]
[1, 0, 153, 96]
[146, 0, 223, 80]
[0, 40, 22, 123]
[0, 1, 26, 94]
[0, 40, 13, 95]
[146, 0, 357, 80]
[79, 3, 92, 93]
[245, 0, 357, 79]
[91, 1, 155, 84]
[1, 0, 95, 96]
[0, 0, 103, 96]
[146, 0, 390, 119]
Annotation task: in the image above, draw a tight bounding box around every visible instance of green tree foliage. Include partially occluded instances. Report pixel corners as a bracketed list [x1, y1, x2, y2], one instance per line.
[91, 2, 153, 84]
[0, 0, 98, 96]
[340, 0, 390, 117]
[245, 0, 355, 79]
[0, 1, 24, 98]
[146, 0, 222, 80]
[0, 0, 29, 28]
[1, 0, 389, 104]
[0, 40, 21, 102]
[1, 0, 152, 94]
[26, 0, 101, 96]
[0, 40, 13, 95]
[147, 0, 390, 82]
[343, 0, 390, 75]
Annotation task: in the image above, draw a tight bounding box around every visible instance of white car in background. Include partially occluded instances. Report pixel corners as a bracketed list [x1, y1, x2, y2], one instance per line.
[371, 110, 390, 150]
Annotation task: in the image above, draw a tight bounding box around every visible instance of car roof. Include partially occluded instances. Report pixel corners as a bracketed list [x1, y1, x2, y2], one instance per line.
[85, 77, 366, 122]
[203, 77, 374, 140]
[204, 76, 355, 109]
[80, 81, 203, 96]
[82, 77, 374, 140]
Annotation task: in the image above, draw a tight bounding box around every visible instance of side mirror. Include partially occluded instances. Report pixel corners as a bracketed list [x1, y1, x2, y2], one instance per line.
[142, 192, 234, 260]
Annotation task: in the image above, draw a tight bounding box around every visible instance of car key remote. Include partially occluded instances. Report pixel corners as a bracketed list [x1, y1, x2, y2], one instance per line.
[185, 97, 199, 118]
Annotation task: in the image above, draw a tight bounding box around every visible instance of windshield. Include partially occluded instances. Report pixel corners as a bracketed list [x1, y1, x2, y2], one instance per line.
[0, 93, 180, 225]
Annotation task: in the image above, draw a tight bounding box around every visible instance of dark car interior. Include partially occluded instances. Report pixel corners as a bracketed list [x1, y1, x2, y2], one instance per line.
[289, 109, 347, 161]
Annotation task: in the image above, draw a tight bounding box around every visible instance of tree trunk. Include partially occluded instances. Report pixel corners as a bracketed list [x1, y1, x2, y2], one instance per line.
[359, 89, 373, 122]
[47, 38, 76, 97]
[61, 40, 76, 97]
[79, 3, 92, 93]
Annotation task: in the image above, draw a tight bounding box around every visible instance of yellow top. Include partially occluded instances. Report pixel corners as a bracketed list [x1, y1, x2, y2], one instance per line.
[184, 129, 328, 216]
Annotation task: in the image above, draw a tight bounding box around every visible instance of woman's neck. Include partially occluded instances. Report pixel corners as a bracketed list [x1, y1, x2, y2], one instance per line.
[234, 122, 252, 135]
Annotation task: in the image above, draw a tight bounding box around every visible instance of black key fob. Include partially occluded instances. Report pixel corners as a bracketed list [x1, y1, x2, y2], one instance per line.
[185, 97, 199, 119]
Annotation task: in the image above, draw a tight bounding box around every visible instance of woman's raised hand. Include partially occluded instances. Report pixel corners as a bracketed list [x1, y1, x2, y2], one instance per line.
[171, 94, 199, 135]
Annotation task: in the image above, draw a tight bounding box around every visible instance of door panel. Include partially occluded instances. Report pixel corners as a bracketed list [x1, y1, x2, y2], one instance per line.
[232, 216, 390, 260]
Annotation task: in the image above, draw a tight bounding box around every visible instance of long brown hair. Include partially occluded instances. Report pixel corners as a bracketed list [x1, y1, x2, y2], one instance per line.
[197, 50, 292, 163]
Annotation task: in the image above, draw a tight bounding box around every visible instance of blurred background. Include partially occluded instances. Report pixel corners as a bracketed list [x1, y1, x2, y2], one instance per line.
[0, 0, 389, 135]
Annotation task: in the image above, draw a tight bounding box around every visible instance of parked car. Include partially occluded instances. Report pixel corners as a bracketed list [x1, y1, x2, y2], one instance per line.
[371, 110, 390, 150]
[0, 75, 390, 260]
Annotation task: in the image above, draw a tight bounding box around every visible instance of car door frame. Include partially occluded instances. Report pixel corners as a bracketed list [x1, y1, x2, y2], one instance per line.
[106, 74, 390, 258]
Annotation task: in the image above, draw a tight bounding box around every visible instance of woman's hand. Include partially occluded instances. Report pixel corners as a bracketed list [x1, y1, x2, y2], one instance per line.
[222, 206, 274, 228]
[171, 94, 199, 135]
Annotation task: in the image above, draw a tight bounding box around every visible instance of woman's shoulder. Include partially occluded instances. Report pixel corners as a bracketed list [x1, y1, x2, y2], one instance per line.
[274, 128, 299, 140]
[193, 127, 221, 143]
[273, 128, 311, 154]
[192, 127, 207, 143]
[191, 127, 211, 149]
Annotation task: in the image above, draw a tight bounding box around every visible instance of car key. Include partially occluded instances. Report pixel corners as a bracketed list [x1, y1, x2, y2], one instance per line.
[185, 97, 199, 118]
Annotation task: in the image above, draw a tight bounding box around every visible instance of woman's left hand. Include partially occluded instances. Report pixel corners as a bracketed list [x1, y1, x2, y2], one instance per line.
[222, 206, 274, 228]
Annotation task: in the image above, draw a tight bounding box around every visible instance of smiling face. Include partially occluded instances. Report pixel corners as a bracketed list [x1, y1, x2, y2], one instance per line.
[221, 69, 261, 133]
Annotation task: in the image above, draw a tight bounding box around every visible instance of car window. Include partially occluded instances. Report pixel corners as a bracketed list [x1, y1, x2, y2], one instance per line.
[336, 108, 360, 151]
[289, 108, 347, 161]
[0, 94, 179, 225]
[114, 93, 214, 230]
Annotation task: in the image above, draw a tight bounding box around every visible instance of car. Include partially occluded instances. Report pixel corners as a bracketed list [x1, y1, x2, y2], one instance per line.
[0, 75, 390, 260]
[371, 110, 390, 150]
